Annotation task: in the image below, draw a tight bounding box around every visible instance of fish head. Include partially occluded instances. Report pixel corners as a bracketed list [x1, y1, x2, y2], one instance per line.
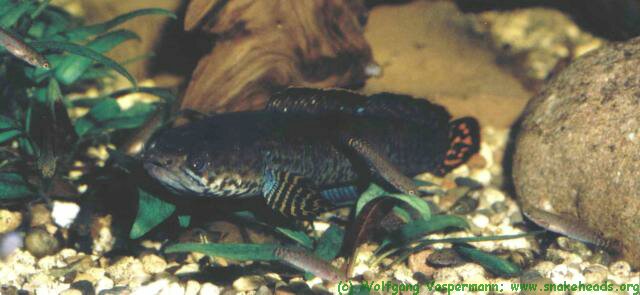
[22, 53, 50, 69]
[142, 121, 256, 198]
[142, 126, 213, 196]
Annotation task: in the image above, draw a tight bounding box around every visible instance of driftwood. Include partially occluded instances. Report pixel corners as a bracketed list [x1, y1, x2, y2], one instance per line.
[180, 0, 376, 113]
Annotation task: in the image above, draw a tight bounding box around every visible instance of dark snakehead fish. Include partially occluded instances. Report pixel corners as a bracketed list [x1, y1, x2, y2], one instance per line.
[142, 88, 480, 218]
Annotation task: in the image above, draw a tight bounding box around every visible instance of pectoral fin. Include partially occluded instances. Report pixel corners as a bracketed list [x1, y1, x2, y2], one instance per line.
[262, 169, 333, 219]
[344, 137, 419, 197]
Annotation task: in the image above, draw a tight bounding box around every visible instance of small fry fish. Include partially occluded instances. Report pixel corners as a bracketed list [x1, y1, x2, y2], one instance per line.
[274, 246, 345, 282]
[0, 27, 49, 68]
[522, 205, 621, 252]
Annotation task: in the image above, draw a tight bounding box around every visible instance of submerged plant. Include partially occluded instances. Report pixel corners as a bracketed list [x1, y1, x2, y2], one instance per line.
[0, 1, 176, 202]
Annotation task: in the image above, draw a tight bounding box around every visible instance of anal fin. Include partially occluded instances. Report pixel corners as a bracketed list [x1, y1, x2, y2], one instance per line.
[262, 169, 333, 219]
[344, 137, 419, 197]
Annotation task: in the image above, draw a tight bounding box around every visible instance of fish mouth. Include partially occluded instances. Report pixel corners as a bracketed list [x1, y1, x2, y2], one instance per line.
[143, 160, 208, 196]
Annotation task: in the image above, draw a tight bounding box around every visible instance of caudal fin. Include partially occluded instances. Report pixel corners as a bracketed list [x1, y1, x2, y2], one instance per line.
[437, 117, 480, 175]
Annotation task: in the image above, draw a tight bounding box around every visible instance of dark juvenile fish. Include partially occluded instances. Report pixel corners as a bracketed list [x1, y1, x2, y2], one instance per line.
[0, 27, 50, 68]
[274, 246, 344, 282]
[142, 88, 480, 218]
[522, 206, 621, 252]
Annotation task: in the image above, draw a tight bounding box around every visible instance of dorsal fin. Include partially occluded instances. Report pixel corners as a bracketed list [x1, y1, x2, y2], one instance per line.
[266, 87, 451, 127]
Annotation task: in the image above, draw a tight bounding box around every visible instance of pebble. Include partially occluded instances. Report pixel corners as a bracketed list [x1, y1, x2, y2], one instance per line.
[185, 280, 201, 295]
[29, 204, 52, 228]
[274, 285, 296, 295]
[546, 248, 583, 265]
[105, 257, 150, 287]
[160, 282, 185, 295]
[582, 264, 608, 284]
[471, 214, 490, 228]
[255, 285, 273, 295]
[408, 249, 436, 275]
[426, 249, 466, 267]
[60, 289, 83, 295]
[0, 232, 23, 258]
[481, 188, 505, 207]
[69, 280, 95, 295]
[51, 201, 81, 229]
[450, 196, 479, 215]
[24, 228, 60, 258]
[0, 210, 22, 233]
[91, 215, 114, 255]
[519, 270, 552, 295]
[454, 263, 486, 281]
[466, 154, 487, 169]
[0, 285, 19, 295]
[199, 283, 221, 295]
[132, 279, 169, 295]
[454, 177, 483, 190]
[531, 261, 557, 278]
[433, 267, 461, 284]
[94, 276, 114, 293]
[556, 237, 591, 257]
[469, 169, 492, 186]
[393, 264, 417, 284]
[140, 253, 167, 274]
[549, 264, 585, 285]
[174, 263, 200, 276]
[233, 275, 265, 292]
[609, 261, 631, 278]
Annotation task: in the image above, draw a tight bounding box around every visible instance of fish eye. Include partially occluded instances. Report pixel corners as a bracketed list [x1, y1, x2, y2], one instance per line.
[189, 157, 207, 173]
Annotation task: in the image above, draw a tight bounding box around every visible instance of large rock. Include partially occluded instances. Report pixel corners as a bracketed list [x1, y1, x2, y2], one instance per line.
[513, 37, 640, 267]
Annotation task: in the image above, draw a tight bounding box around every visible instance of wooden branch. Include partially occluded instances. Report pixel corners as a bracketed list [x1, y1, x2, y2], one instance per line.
[181, 0, 375, 113]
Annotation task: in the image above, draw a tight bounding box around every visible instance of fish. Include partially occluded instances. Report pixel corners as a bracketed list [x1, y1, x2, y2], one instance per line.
[273, 246, 344, 282]
[0, 27, 50, 68]
[142, 87, 480, 219]
[522, 205, 622, 252]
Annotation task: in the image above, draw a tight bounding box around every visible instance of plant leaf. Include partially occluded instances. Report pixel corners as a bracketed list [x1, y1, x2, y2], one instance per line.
[130, 189, 175, 239]
[314, 225, 344, 261]
[55, 30, 139, 84]
[395, 215, 469, 243]
[454, 244, 521, 277]
[54, 30, 139, 85]
[0, 173, 34, 200]
[64, 8, 177, 41]
[30, 40, 137, 87]
[0, 2, 34, 28]
[178, 215, 191, 228]
[165, 243, 280, 261]
[74, 99, 156, 136]
[344, 196, 399, 278]
[0, 115, 21, 144]
[275, 227, 313, 249]
[356, 184, 431, 220]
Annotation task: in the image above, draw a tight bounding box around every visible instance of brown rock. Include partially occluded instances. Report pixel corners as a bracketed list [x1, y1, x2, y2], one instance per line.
[513, 36, 640, 267]
[0, 210, 22, 234]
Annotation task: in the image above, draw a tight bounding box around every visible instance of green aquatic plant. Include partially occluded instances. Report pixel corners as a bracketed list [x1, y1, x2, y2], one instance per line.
[0, 1, 176, 200]
[161, 183, 540, 280]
